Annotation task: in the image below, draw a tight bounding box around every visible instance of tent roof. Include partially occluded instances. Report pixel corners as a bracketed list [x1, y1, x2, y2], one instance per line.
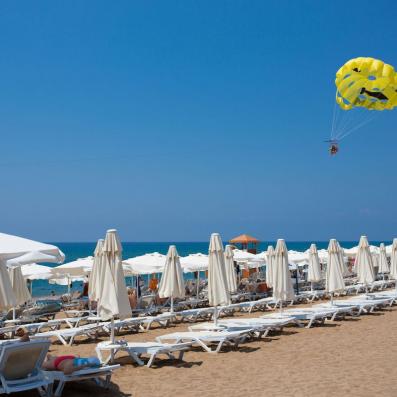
[229, 234, 259, 244]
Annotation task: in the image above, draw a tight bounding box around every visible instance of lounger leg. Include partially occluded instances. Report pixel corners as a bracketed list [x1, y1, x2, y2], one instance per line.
[147, 353, 157, 368]
[129, 351, 145, 366]
[54, 381, 65, 397]
[215, 340, 225, 353]
[178, 351, 185, 361]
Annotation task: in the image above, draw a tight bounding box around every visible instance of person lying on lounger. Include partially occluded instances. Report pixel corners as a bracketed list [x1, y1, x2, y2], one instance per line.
[42, 354, 101, 374]
[15, 327, 30, 342]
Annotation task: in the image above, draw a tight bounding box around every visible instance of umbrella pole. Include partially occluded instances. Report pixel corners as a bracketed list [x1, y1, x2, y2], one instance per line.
[170, 296, 174, 314]
[279, 301, 283, 314]
[196, 272, 200, 299]
[136, 276, 140, 308]
[110, 316, 115, 362]
[214, 306, 218, 326]
[12, 308, 16, 321]
[310, 282, 314, 293]
[330, 293, 334, 306]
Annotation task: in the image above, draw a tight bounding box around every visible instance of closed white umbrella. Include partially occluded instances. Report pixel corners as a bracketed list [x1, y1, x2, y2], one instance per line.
[326, 239, 345, 304]
[390, 238, 397, 289]
[208, 233, 230, 325]
[354, 236, 375, 292]
[337, 242, 349, 276]
[378, 243, 389, 278]
[88, 239, 104, 302]
[265, 245, 275, 288]
[224, 245, 237, 294]
[158, 245, 185, 313]
[0, 261, 17, 311]
[8, 266, 31, 306]
[308, 243, 322, 291]
[272, 239, 295, 312]
[97, 229, 130, 343]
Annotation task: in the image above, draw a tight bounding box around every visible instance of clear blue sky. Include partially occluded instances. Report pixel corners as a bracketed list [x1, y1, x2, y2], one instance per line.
[0, 0, 396, 242]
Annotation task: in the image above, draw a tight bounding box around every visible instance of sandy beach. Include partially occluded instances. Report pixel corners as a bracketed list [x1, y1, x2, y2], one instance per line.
[45, 303, 397, 397]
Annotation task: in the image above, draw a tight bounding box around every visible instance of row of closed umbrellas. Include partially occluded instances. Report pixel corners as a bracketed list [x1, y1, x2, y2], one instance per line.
[89, 232, 397, 329]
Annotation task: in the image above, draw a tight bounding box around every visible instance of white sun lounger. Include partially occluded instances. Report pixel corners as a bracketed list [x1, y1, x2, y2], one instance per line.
[102, 318, 142, 335]
[156, 330, 251, 353]
[175, 308, 215, 323]
[96, 341, 192, 367]
[368, 291, 397, 304]
[45, 364, 119, 397]
[297, 290, 327, 302]
[140, 313, 176, 330]
[31, 323, 108, 346]
[224, 297, 278, 314]
[262, 308, 338, 328]
[188, 316, 297, 337]
[312, 303, 357, 319]
[328, 297, 390, 315]
[0, 340, 52, 395]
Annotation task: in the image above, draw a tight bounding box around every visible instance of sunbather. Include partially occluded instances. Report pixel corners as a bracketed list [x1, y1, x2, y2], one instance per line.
[15, 327, 30, 342]
[42, 354, 100, 375]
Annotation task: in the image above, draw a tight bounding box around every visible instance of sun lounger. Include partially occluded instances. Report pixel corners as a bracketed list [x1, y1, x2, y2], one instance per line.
[31, 323, 108, 346]
[63, 309, 94, 318]
[297, 290, 327, 302]
[262, 308, 338, 328]
[156, 329, 251, 353]
[175, 308, 215, 323]
[45, 364, 119, 397]
[102, 318, 142, 335]
[368, 291, 397, 304]
[327, 297, 390, 314]
[312, 303, 357, 319]
[0, 340, 52, 395]
[140, 313, 176, 330]
[188, 316, 297, 337]
[96, 341, 192, 367]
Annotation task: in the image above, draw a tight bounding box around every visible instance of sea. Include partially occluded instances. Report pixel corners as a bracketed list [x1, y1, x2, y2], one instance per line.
[31, 240, 391, 298]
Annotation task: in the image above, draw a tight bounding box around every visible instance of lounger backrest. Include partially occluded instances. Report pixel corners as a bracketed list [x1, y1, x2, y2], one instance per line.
[0, 340, 50, 380]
